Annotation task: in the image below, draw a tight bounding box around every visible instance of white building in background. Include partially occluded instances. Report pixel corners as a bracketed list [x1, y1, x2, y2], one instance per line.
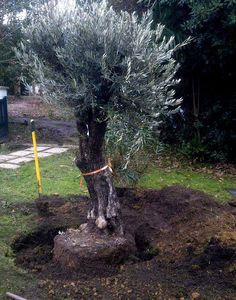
[24, 83, 43, 96]
[0, 86, 9, 99]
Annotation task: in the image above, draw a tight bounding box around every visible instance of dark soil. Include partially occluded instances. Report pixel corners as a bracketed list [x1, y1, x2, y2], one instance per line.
[8, 96, 67, 120]
[7, 96, 78, 145]
[12, 186, 236, 299]
[8, 117, 78, 145]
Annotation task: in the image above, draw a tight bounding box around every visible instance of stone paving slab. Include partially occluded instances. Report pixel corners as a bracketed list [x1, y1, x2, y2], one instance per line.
[45, 147, 68, 154]
[8, 157, 34, 164]
[27, 146, 51, 152]
[8, 150, 33, 157]
[0, 163, 20, 169]
[36, 152, 54, 158]
[0, 154, 18, 161]
[28, 152, 52, 158]
[23, 143, 78, 148]
[0, 144, 70, 169]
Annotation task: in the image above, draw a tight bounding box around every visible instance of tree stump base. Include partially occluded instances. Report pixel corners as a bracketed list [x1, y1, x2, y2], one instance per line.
[53, 224, 135, 272]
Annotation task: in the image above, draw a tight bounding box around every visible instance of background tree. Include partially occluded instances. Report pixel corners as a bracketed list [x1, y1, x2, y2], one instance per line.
[0, 0, 49, 92]
[17, 0, 185, 234]
[120, 0, 236, 162]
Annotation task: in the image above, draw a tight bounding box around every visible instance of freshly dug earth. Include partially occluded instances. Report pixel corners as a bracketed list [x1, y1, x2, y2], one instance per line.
[12, 186, 236, 299]
[8, 96, 67, 120]
[7, 97, 78, 145]
[8, 118, 78, 145]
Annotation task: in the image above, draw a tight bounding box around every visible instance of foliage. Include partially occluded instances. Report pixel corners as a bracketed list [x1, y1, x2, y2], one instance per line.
[106, 112, 160, 170]
[147, 0, 236, 73]
[16, 0, 187, 165]
[0, 0, 49, 90]
[107, 0, 145, 13]
[137, 0, 236, 162]
[160, 102, 236, 162]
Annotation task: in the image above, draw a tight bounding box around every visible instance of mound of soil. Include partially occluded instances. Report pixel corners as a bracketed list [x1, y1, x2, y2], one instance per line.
[12, 186, 236, 299]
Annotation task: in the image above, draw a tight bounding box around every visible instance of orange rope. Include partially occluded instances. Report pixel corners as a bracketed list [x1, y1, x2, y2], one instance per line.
[79, 158, 112, 191]
[82, 165, 110, 177]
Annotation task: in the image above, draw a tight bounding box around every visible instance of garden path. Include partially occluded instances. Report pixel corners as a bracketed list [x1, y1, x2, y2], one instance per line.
[0, 144, 69, 169]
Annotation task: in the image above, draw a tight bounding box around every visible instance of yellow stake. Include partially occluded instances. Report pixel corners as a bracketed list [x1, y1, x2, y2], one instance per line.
[31, 119, 43, 195]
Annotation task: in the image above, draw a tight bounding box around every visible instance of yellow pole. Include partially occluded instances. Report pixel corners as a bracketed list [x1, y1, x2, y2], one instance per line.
[31, 119, 43, 195]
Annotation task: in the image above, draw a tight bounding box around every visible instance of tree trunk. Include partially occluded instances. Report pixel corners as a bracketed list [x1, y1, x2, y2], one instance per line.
[75, 117, 123, 235]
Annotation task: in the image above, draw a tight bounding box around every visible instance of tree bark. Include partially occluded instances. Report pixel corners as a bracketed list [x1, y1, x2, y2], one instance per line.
[75, 116, 123, 235]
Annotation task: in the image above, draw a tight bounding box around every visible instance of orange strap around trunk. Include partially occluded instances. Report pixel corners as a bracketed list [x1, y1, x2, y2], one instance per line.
[81, 158, 112, 177]
[82, 165, 112, 177]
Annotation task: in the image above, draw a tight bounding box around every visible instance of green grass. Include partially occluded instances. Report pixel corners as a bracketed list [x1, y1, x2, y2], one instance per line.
[0, 150, 235, 298]
[138, 166, 235, 202]
[0, 197, 41, 298]
[0, 212, 39, 299]
[0, 151, 86, 203]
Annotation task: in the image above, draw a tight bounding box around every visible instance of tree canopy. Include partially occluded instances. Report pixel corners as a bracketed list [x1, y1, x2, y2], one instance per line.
[17, 0, 185, 159]
[20, 1, 182, 108]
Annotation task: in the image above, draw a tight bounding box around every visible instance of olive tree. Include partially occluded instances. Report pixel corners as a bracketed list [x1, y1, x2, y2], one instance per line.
[16, 0, 184, 235]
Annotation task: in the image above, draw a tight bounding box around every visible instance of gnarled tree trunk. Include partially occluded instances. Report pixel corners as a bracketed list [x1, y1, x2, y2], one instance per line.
[75, 115, 123, 235]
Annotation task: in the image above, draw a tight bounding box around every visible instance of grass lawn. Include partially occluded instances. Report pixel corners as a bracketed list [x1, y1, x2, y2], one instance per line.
[0, 151, 86, 204]
[0, 150, 235, 299]
[138, 166, 235, 202]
